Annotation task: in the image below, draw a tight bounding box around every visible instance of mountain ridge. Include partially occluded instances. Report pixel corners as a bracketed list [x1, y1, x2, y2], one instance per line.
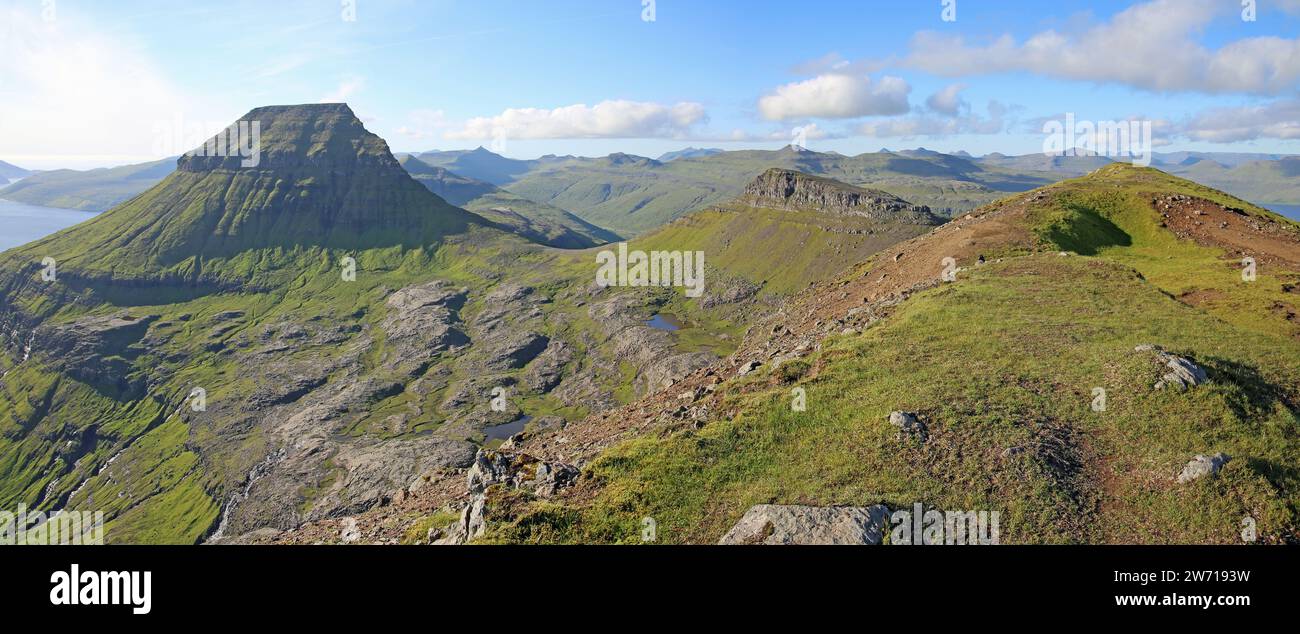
[279, 162, 1300, 545]
[399, 155, 620, 248]
[739, 168, 943, 224]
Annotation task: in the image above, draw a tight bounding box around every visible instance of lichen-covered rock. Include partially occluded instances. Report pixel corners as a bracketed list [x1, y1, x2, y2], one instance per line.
[466, 448, 578, 498]
[718, 504, 892, 545]
[433, 494, 486, 545]
[1135, 344, 1208, 390]
[1177, 453, 1230, 483]
[889, 411, 928, 441]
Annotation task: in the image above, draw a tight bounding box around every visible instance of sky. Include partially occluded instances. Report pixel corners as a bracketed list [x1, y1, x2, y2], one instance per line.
[1, 0, 1299, 169]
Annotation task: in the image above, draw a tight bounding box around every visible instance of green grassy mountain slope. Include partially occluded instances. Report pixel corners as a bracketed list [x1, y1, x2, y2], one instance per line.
[399, 155, 620, 248]
[0, 104, 501, 542]
[502, 146, 1056, 237]
[2, 104, 484, 293]
[0, 159, 30, 183]
[1, 105, 931, 545]
[635, 168, 941, 295]
[1166, 157, 1300, 208]
[0, 159, 174, 211]
[443, 164, 1300, 545]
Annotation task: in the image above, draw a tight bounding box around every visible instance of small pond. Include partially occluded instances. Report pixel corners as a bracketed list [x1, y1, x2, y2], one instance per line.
[646, 313, 686, 331]
[483, 415, 531, 441]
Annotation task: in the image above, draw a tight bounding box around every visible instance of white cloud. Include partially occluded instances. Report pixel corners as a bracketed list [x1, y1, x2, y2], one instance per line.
[0, 6, 233, 168]
[892, 0, 1300, 94]
[1182, 99, 1300, 142]
[447, 100, 707, 140]
[790, 52, 890, 77]
[860, 101, 1014, 138]
[397, 109, 449, 140]
[320, 77, 364, 103]
[758, 74, 911, 121]
[772, 123, 834, 141]
[925, 84, 968, 116]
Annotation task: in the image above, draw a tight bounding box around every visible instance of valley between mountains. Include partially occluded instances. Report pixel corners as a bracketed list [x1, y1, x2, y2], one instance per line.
[1, 104, 1297, 545]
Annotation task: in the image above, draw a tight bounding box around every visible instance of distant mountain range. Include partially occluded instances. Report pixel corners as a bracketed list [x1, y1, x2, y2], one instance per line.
[0, 158, 174, 211]
[0, 159, 30, 184]
[6, 146, 1299, 240]
[657, 147, 724, 162]
[399, 155, 620, 248]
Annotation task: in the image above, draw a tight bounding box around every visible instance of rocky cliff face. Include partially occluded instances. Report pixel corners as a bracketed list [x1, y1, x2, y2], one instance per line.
[740, 168, 942, 225]
[177, 103, 402, 173]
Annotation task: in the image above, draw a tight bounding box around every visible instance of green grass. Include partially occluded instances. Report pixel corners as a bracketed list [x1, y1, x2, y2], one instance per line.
[487, 165, 1300, 545]
[401, 510, 462, 544]
[491, 255, 1299, 544]
[636, 205, 931, 295]
[1026, 164, 1300, 339]
[505, 147, 1056, 237]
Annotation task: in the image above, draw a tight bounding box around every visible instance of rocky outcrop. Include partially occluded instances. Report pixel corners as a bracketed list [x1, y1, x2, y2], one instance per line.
[1134, 344, 1208, 390]
[740, 168, 941, 225]
[427, 448, 580, 544]
[523, 340, 572, 392]
[380, 281, 469, 373]
[718, 504, 892, 545]
[466, 448, 578, 498]
[433, 494, 487, 545]
[485, 331, 549, 370]
[1177, 453, 1230, 483]
[32, 312, 158, 394]
[889, 411, 928, 442]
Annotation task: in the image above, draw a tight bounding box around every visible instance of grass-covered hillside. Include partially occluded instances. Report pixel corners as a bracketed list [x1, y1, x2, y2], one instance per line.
[410, 146, 1064, 238]
[0, 159, 174, 211]
[399, 155, 620, 248]
[503, 146, 1055, 237]
[0, 159, 30, 184]
[0, 108, 927, 544]
[475, 164, 1300, 545]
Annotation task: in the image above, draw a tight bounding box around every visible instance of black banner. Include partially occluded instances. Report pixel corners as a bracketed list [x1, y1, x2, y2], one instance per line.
[1, 546, 1288, 620]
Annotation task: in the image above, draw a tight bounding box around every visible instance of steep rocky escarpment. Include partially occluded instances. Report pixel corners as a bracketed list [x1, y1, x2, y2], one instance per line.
[739, 168, 943, 225]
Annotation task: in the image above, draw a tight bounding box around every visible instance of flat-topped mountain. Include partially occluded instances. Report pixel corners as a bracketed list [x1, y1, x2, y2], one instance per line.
[739, 168, 942, 224]
[3, 104, 483, 284]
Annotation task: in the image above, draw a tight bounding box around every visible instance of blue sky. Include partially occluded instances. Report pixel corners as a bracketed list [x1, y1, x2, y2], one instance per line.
[2, 0, 1299, 168]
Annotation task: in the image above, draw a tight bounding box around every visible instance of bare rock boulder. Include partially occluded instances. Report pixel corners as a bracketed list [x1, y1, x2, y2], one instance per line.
[1135, 344, 1208, 390]
[1177, 452, 1231, 484]
[718, 504, 892, 545]
[889, 411, 928, 442]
